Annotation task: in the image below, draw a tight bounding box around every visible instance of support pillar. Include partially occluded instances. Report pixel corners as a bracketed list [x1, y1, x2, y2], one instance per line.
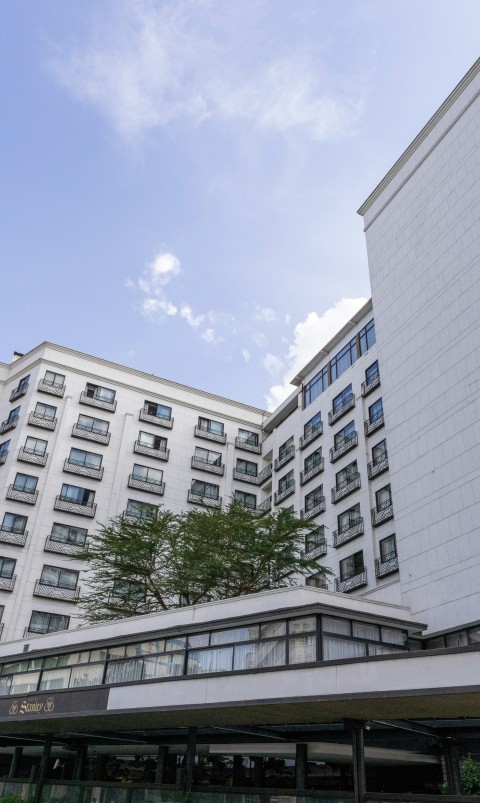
[295, 743, 308, 790]
[33, 735, 53, 803]
[443, 741, 462, 796]
[233, 755, 244, 786]
[184, 726, 197, 792]
[73, 745, 88, 781]
[252, 756, 265, 787]
[345, 720, 366, 803]
[155, 746, 169, 784]
[8, 746, 23, 779]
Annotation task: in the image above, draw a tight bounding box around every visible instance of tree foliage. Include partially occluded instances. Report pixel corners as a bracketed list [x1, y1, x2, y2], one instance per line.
[77, 502, 329, 622]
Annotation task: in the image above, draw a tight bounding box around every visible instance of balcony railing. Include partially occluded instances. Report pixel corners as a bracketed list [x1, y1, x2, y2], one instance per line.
[44, 535, 85, 556]
[368, 453, 389, 479]
[235, 436, 261, 454]
[134, 440, 169, 461]
[331, 472, 361, 504]
[38, 378, 65, 397]
[18, 447, 48, 467]
[256, 496, 272, 515]
[24, 628, 55, 639]
[335, 569, 368, 593]
[187, 490, 221, 508]
[299, 422, 323, 450]
[233, 464, 272, 486]
[191, 456, 225, 476]
[300, 497, 326, 520]
[364, 411, 385, 437]
[54, 496, 96, 518]
[274, 445, 295, 472]
[305, 539, 327, 559]
[194, 425, 227, 444]
[361, 372, 380, 397]
[128, 474, 165, 495]
[333, 517, 364, 548]
[0, 575, 16, 592]
[0, 451, 8, 465]
[9, 384, 28, 402]
[274, 481, 295, 506]
[63, 458, 104, 480]
[306, 573, 328, 590]
[371, 498, 394, 527]
[139, 409, 173, 429]
[0, 528, 28, 547]
[34, 580, 80, 602]
[6, 485, 38, 505]
[330, 432, 358, 463]
[80, 391, 117, 413]
[28, 411, 57, 430]
[328, 393, 355, 426]
[375, 551, 399, 578]
[0, 416, 19, 435]
[300, 457, 324, 486]
[72, 423, 110, 445]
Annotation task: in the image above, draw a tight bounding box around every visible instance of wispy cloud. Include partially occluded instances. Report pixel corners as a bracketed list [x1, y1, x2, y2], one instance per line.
[254, 306, 277, 323]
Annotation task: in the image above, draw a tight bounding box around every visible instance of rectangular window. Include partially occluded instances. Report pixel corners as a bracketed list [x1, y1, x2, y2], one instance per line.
[0, 558, 15, 579]
[336, 460, 358, 488]
[238, 429, 259, 447]
[359, 319, 376, 355]
[334, 420, 355, 449]
[234, 490, 257, 509]
[44, 370, 65, 388]
[289, 634, 316, 664]
[330, 337, 357, 382]
[305, 526, 325, 553]
[17, 375, 30, 391]
[278, 469, 294, 494]
[24, 437, 48, 456]
[60, 484, 95, 507]
[69, 448, 102, 469]
[40, 565, 78, 590]
[376, 485, 392, 508]
[34, 402, 56, 421]
[143, 400, 172, 421]
[1, 513, 27, 534]
[304, 448, 322, 473]
[372, 439, 387, 464]
[233, 640, 286, 670]
[198, 417, 224, 436]
[125, 499, 157, 519]
[28, 611, 70, 635]
[338, 503, 361, 531]
[0, 440, 10, 456]
[50, 523, 87, 546]
[131, 464, 163, 484]
[340, 550, 364, 581]
[304, 412, 322, 438]
[379, 534, 397, 562]
[85, 383, 116, 404]
[365, 360, 379, 385]
[187, 646, 233, 675]
[13, 473, 38, 493]
[304, 365, 328, 407]
[279, 436, 294, 460]
[236, 458, 257, 476]
[304, 486, 323, 511]
[77, 415, 109, 435]
[110, 580, 145, 603]
[138, 431, 167, 450]
[195, 447, 222, 466]
[369, 398, 383, 422]
[7, 407, 20, 423]
[191, 480, 219, 500]
[333, 384, 352, 413]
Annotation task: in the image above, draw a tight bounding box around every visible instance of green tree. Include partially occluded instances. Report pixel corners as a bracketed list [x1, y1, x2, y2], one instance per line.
[460, 754, 480, 795]
[77, 502, 329, 622]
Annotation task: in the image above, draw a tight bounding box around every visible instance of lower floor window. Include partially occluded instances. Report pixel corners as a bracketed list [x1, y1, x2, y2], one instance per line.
[28, 611, 70, 634]
[191, 480, 219, 500]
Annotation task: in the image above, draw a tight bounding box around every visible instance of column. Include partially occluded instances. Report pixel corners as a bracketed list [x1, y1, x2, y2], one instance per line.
[155, 746, 169, 784]
[73, 745, 88, 781]
[252, 756, 265, 787]
[443, 741, 462, 795]
[8, 746, 23, 779]
[295, 743, 308, 790]
[350, 723, 366, 803]
[33, 735, 53, 803]
[184, 727, 197, 792]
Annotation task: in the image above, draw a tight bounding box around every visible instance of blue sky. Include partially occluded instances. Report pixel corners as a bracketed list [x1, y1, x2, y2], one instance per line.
[1, 1, 479, 410]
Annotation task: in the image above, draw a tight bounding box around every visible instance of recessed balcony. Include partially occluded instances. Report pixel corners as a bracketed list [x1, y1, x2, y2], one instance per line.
[235, 436, 261, 454]
[6, 485, 38, 505]
[306, 573, 329, 590]
[44, 535, 85, 556]
[0, 528, 27, 547]
[256, 496, 272, 515]
[128, 474, 165, 496]
[187, 491, 222, 508]
[335, 569, 368, 593]
[300, 457, 324, 486]
[299, 422, 323, 450]
[191, 456, 225, 476]
[29, 411, 57, 431]
[34, 580, 80, 602]
[0, 451, 8, 465]
[364, 412, 385, 437]
[274, 481, 295, 506]
[80, 391, 117, 413]
[300, 497, 326, 520]
[368, 453, 389, 479]
[0, 575, 16, 592]
[333, 517, 364, 548]
[233, 464, 272, 485]
[18, 447, 48, 467]
[54, 495, 97, 518]
[9, 384, 28, 402]
[329, 432, 358, 463]
[194, 425, 227, 445]
[274, 445, 295, 472]
[305, 539, 327, 560]
[328, 393, 355, 426]
[361, 373, 380, 397]
[375, 551, 399, 578]
[371, 499, 394, 527]
[38, 378, 65, 397]
[331, 472, 361, 504]
[72, 424, 110, 445]
[134, 440, 169, 462]
[63, 458, 104, 481]
[0, 416, 19, 435]
[139, 409, 173, 429]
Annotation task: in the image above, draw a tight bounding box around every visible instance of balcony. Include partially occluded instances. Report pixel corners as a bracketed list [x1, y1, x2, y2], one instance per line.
[134, 440, 169, 462]
[80, 391, 117, 413]
[44, 535, 85, 556]
[364, 411, 385, 437]
[54, 495, 96, 518]
[335, 569, 368, 593]
[333, 517, 364, 548]
[235, 436, 261, 454]
[38, 378, 65, 397]
[368, 452, 389, 479]
[328, 393, 355, 426]
[194, 425, 227, 445]
[29, 411, 57, 431]
[305, 539, 327, 560]
[18, 447, 48, 467]
[274, 445, 295, 472]
[10, 384, 28, 402]
[0, 575, 16, 592]
[128, 474, 165, 496]
[0, 528, 27, 547]
[329, 432, 358, 463]
[274, 480, 295, 506]
[72, 423, 110, 446]
[0, 416, 19, 435]
[331, 472, 361, 504]
[256, 496, 272, 516]
[371, 498, 394, 527]
[139, 408, 173, 429]
[34, 580, 80, 602]
[233, 464, 272, 486]
[361, 372, 380, 397]
[375, 551, 399, 578]
[24, 628, 54, 639]
[191, 456, 225, 476]
[299, 422, 323, 450]
[187, 490, 221, 509]
[300, 457, 324, 486]
[0, 451, 8, 465]
[306, 573, 328, 590]
[300, 497, 326, 520]
[6, 485, 38, 505]
[63, 458, 104, 481]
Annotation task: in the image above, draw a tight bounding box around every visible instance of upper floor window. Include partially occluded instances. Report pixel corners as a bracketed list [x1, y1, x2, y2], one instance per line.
[304, 448, 322, 473]
[304, 366, 328, 407]
[368, 398, 383, 423]
[0, 440, 10, 457]
[7, 407, 20, 424]
[49, 523, 87, 547]
[330, 337, 357, 383]
[305, 525, 325, 554]
[237, 429, 259, 447]
[304, 486, 323, 511]
[279, 437, 294, 460]
[1, 513, 27, 534]
[132, 464, 163, 484]
[336, 460, 358, 488]
[138, 431, 167, 451]
[0, 558, 15, 579]
[69, 448, 102, 470]
[17, 375, 30, 392]
[333, 384, 352, 414]
[278, 469, 294, 494]
[126, 499, 158, 519]
[34, 402, 56, 422]
[195, 447, 222, 466]
[340, 550, 364, 581]
[376, 485, 392, 509]
[338, 503, 361, 531]
[28, 611, 69, 635]
[365, 361, 379, 385]
[359, 319, 376, 355]
[380, 534, 397, 562]
[304, 412, 322, 438]
[191, 480, 219, 500]
[198, 417, 224, 436]
[234, 490, 257, 509]
[40, 565, 78, 591]
[60, 484, 95, 507]
[13, 473, 38, 494]
[334, 420, 355, 449]
[236, 458, 257, 476]
[85, 383, 116, 404]
[372, 439, 387, 464]
[44, 370, 65, 388]
[143, 401, 172, 421]
[24, 437, 48, 456]
[77, 415, 109, 435]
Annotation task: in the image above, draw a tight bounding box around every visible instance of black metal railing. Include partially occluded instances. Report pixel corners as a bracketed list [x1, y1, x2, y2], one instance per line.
[38, 378, 65, 397]
[256, 496, 272, 515]
[9, 384, 28, 402]
[335, 568, 367, 593]
[18, 447, 48, 466]
[375, 551, 399, 578]
[44, 535, 86, 556]
[300, 457, 324, 486]
[54, 496, 96, 518]
[0, 450, 8, 465]
[0, 575, 16, 592]
[364, 411, 385, 436]
[329, 432, 358, 463]
[72, 423, 110, 445]
[139, 409, 174, 429]
[194, 425, 227, 444]
[328, 393, 355, 425]
[274, 480, 295, 505]
[63, 458, 104, 480]
[6, 485, 38, 505]
[300, 497, 326, 519]
[371, 498, 394, 526]
[299, 422, 323, 450]
[34, 580, 80, 601]
[0, 416, 19, 435]
[0, 528, 28, 546]
[191, 456, 225, 476]
[233, 464, 272, 485]
[28, 411, 57, 430]
[333, 517, 364, 547]
[361, 372, 380, 396]
[80, 391, 117, 412]
[187, 490, 221, 508]
[134, 440, 169, 461]
[274, 445, 295, 472]
[331, 472, 361, 504]
[368, 453, 389, 479]
[235, 436, 261, 454]
[128, 475, 165, 495]
[305, 539, 327, 559]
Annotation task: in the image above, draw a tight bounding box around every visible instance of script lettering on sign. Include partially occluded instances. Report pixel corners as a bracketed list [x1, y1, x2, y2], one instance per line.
[8, 697, 55, 716]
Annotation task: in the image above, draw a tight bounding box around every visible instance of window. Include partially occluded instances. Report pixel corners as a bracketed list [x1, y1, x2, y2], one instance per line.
[28, 611, 70, 635]
[376, 485, 392, 509]
[237, 429, 259, 447]
[17, 375, 30, 391]
[279, 437, 294, 460]
[380, 534, 397, 562]
[40, 565, 78, 590]
[59, 484, 95, 507]
[334, 420, 355, 449]
[49, 523, 87, 547]
[304, 366, 328, 407]
[236, 458, 257, 476]
[278, 469, 294, 494]
[304, 412, 322, 438]
[7, 407, 20, 424]
[34, 402, 56, 421]
[365, 360, 379, 385]
[111, 580, 145, 603]
[330, 337, 357, 382]
[138, 431, 167, 451]
[13, 473, 38, 494]
[333, 384, 352, 413]
[359, 319, 376, 355]
[0, 440, 10, 457]
[305, 526, 325, 553]
[198, 417, 224, 436]
[195, 447, 222, 466]
[305, 486, 323, 511]
[125, 499, 157, 519]
[0, 558, 15, 579]
[304, 448, 322, 473]
[68, 448, 102, 469]
[369, 398, 383, 423]
[340, 550, 364, 581]
[131, 464, 163, 484]
[336, 460, 358, 488]
[191, 480, 219, 500]
[372, 439, 387, 465]
[338, 503, 361, 531]
[77, 415, 109, 435]
[1, 513, 27, 534]
[234, 490, 257, 509]
[44, 370, 65, 388]
[85, 383, 116, 404]
[24, 437, 48, 456]
[143, 401, 172, 421]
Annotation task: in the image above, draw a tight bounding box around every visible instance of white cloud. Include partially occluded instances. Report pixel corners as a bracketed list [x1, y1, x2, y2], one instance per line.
[242, 349, 251, 363]
[262, 352, 284, 377]
[141, 297, 178, 319]
[124, 278, 136, 288]
[201, 328, 219, 344]
[180, 305, 205, 328]
[252, 331, 268, 350]
[264, 297, 368, 410]
[254, 306, 277, 323]
[149, 251, 181, 285]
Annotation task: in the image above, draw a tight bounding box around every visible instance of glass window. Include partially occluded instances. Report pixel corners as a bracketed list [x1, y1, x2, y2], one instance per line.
[322, 617, 351, 636]
[39, 668, 71, 691]
[234, 640, 286, 670]
[279, 437, 294, 460]
[131, 464, 163, 484]
[56, 652, 91, 666]
[125, 640, 165, 657]
[339, 551, 364, 581]
[105, 659, 143, 684]
[330, 337, 357, 382]
[359, 319, 376, 355]
[187, 647, 233, 674]
[289, 617, 316, 634]
[0, 440, 10, 456]
[70, 664, 104, 688]
[17, 375, 30, 391]
[191, 480, 219, 500]
[85, 383, 116, 403]
[10, 672, 40, 695]
[260, 621, 287, 638]
[44, 370, 65, 388]
[376, 485, 392, 508]
[334, 420, 355, 449]
[368, 644, 403, 656]
[0, 558, 15, 579]
[305, 526, 325, 553]
[372, 439, 387, 465]
[198, 417, 224, 435]
[143, 653, 184, 679]
[50, 523, 87, 546]
[211, 626, 259, 645]
[234, 490, 257, 509]
[379, 534, 397, 562]
[111, 579, 145, 603]
[28, 611, 69, 634]
[238, 429, 259, 447]
[365, 360, 379, 385]
[236, 458, 257, 476]
[337, 504, 361, 532]
[352, 622, 379, 641]
[323, 636, 367, 661]
[332, 385, 352, 413]
[304, 448, 322, 473]
[304, 412, 322, 438]
[77, 415, 109, 435]
[69, 448, 102, 469]
[138, 431, 167, 450]
[381, 627, 406, 646]
[13, 473, 38, 493]
[187, 633, 210, 648]
[289, 635, 316, 664]
[336, 461, 358, 488]
[304, 486, 323, 511]
[195, 447, 222, 466]
[40, 566, 78, 590]
[1, 513, 27, 534]
[369, 398, 383, 422]
[304, 366, 328, 407]
[34, 402, 56, 421]
[60, 484, 95, 507]
[6, 407, 20, 423]
[24, 437, 48, 456]
[165, 637, 186, 651]
[143, 400, 172, 420]
[278, 470, 294, 494]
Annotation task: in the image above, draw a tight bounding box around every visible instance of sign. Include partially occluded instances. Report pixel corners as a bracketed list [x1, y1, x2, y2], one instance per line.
[0, 687, 109, 721]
